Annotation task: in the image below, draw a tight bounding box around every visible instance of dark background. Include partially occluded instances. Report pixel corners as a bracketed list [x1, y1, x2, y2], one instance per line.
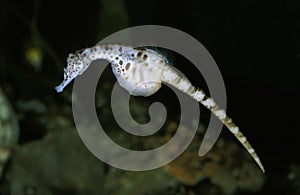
[0, 0, 299, 194]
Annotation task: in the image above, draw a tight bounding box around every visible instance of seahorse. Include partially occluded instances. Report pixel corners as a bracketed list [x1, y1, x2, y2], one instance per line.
[55, 44, 265, 172]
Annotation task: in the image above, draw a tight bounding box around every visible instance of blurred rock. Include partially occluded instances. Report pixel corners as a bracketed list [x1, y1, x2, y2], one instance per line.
[103, 167, 177, 195]
[164, 122, 265, 195]
[8, 128, 105, 195]
[287, 164, 300, 194]
[0, 87, 19, 178]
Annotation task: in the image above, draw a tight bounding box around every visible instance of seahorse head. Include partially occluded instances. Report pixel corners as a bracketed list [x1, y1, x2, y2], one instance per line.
[55, 52, 87, 92]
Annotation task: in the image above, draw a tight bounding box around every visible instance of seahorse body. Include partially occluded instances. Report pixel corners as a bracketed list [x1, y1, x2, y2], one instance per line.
[55, 44, 265, 172]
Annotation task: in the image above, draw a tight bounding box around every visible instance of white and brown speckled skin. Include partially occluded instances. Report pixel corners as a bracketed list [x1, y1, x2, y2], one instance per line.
[56, 44, 265, 172]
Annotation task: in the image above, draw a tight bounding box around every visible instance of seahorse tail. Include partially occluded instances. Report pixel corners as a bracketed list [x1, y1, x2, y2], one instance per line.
[191, 88, 265, 172]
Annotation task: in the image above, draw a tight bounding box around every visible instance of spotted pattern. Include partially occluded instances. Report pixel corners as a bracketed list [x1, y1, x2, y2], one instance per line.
[56, 43, 265, 173]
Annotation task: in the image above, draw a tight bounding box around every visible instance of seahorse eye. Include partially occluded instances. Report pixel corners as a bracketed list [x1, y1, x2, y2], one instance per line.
[76, 61, 83, 68]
